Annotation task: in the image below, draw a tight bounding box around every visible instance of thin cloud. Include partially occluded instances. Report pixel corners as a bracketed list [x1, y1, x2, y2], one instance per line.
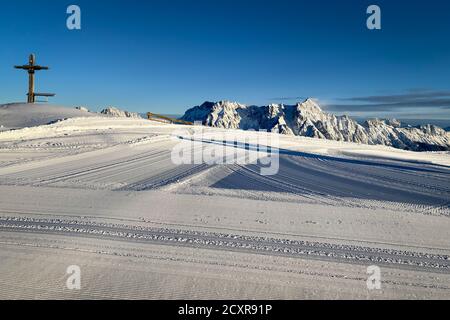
[269, 96, 307, 102]
[325, 90, 450, 112]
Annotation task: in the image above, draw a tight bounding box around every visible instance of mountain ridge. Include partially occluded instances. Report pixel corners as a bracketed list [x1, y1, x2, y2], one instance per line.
[181, 99, 450, 152]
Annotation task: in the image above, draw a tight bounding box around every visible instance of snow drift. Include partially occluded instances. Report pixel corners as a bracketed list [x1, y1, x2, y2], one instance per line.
[181, 99, 450, 152]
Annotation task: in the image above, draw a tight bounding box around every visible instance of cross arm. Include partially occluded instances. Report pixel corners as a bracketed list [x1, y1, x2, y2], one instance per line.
[14, 65, 49, 70]
[14, 65, 32, 70]
[34, 93, 55, 97]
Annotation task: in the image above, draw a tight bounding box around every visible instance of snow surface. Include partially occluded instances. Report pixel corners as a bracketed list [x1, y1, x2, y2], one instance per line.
[0, 104, 449, 299]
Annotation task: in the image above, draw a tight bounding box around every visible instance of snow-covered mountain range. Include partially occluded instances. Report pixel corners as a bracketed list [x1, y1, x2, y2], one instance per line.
[181, 99, 450, 152]
[100, 107, 142, 119]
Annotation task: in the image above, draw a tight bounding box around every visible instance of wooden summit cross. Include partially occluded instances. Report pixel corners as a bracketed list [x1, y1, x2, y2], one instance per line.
[14, 54, 55, 103]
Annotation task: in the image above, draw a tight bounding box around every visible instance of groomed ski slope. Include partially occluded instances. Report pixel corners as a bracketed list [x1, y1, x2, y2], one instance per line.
[0, 107, 449, 299]
[0, 117, 448, 209]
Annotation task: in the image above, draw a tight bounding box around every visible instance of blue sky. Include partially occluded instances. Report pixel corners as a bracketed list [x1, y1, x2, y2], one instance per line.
[1, 0, 449, 120]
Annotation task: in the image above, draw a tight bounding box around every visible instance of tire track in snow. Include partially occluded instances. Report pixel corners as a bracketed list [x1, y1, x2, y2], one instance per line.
[0, 217, 449, 274]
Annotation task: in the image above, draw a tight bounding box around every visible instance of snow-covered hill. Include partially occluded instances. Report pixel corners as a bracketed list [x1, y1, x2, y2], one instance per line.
[0, 103, 98, 130]
[181, 99, 450, 152]
[0, 104, 144, 131]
